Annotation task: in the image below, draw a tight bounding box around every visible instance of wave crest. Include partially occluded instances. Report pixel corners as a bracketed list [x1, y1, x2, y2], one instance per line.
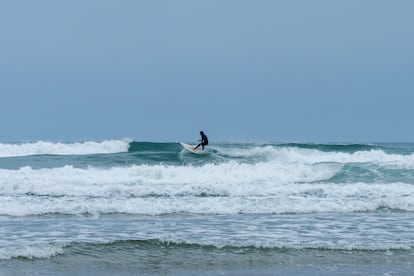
[0, 243, 65, 260]
[0, 139, 131, 157]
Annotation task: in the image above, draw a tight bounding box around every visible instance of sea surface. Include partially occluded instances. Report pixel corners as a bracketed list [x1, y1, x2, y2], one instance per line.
[1, 140, 414, 275]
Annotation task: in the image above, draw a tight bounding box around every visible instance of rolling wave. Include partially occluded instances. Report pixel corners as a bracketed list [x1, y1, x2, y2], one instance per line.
[2, 237, 413, 261]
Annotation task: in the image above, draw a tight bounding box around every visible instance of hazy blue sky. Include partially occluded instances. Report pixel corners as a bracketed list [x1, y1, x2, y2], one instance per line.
[1, 1, 413, 142]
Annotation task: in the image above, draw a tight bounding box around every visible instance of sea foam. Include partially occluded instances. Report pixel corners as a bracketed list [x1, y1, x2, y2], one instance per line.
[0, 162, 340, 197]
[1, 163, 413, 216]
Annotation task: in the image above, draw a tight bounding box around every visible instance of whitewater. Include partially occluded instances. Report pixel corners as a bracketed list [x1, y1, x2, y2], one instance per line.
[1, 140, 414, 275]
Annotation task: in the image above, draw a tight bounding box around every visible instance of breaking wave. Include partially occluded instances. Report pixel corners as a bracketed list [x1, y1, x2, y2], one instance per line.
[0, 139, 131, 157]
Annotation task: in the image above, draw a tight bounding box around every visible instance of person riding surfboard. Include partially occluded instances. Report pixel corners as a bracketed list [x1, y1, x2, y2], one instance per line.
[194, 131, 208, 151]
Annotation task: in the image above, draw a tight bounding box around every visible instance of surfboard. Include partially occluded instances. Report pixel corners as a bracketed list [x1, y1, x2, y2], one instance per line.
[180, 142, 205, 154]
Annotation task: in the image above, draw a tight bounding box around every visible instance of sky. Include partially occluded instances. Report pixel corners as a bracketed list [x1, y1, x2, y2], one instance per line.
[1, 0, 413, 143]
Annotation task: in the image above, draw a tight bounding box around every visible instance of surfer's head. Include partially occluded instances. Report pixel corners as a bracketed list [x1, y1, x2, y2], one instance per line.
[200, 131, 204, 135]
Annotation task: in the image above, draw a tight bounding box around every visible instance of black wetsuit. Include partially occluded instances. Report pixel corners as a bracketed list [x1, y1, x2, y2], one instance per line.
[201, 134, 208, 146]
[195, 133, 208, 150]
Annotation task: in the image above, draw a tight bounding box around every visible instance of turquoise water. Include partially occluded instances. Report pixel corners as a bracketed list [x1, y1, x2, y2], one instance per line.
[1, 140, 414, 274]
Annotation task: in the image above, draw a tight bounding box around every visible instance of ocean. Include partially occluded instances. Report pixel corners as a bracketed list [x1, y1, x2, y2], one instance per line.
[1, 140, 414, 275]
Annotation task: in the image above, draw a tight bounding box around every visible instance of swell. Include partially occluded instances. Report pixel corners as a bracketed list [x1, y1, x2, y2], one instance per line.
[128, 141, 182, 153]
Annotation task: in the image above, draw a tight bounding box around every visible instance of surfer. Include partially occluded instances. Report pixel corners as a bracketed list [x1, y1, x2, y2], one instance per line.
[194, 131, 208, 150]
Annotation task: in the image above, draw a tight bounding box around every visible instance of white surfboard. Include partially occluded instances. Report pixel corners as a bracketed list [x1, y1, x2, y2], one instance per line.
[180, 142, 205, 154]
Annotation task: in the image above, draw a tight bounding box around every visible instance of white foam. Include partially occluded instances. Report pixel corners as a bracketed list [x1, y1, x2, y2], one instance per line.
[0, 161, 413, 217]
[0, 162, 340, 198]
[0, 243, 65, 260]
[4, 190, 408, 216]
[0, 139, 131, 157]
